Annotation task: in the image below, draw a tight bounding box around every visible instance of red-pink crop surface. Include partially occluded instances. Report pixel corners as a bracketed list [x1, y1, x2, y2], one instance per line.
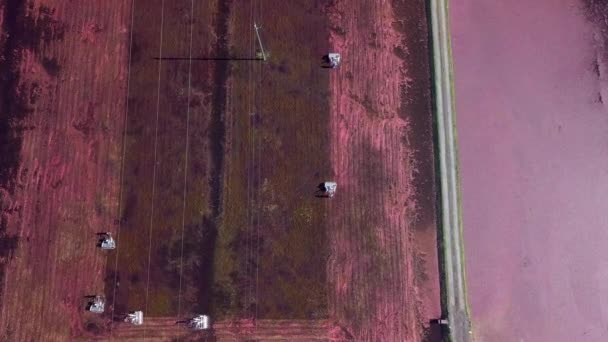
[327, 1, 441, 340]
[0, 0, 442, 340]
[452, 0, 608, 340]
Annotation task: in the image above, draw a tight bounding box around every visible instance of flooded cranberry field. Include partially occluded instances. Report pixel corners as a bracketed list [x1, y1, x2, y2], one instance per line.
[452, 0, 608, 340]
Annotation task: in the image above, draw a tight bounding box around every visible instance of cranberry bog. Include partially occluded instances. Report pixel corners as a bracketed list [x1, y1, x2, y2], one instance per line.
[105, 0, 332, 326]
[452, 0, 608, 340]
[0, 0, 441, 341]
[0, 0, 130, 340]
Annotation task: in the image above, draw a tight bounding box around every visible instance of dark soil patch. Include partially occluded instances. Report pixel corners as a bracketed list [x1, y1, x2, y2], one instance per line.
[392, 0, 436, 232]
[41, 56, 61, 76]
[0, 0, 64, 312]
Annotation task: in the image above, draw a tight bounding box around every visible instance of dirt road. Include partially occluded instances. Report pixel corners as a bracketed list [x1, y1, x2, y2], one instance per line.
[429, 0, 471, 340]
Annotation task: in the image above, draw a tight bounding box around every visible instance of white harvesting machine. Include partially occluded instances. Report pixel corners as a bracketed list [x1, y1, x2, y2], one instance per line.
[188, 315, 210, 330]
[87, 295, 105, 314]
[125, 311, 144, 325]
[323, 181, 337, 197]
[99, 232, 116, 250]
[327, 53, 341, 68]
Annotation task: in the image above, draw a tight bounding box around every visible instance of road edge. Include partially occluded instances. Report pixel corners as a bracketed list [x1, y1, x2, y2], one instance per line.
[428, 0, 472, 341]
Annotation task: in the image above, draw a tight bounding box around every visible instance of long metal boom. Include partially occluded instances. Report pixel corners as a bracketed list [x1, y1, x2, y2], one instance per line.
[253, 23, 266, 61]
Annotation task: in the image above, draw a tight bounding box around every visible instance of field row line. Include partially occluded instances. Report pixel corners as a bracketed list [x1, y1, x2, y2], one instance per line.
[143, 0, 166, 338]
[110, 0, 137, 332]
[254, 0, 263, 324]
[176, 0, 196, 321]
[245, 0, 254, 316]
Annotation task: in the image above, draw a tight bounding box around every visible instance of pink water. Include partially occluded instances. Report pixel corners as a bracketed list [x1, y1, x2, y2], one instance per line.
[451, 0, 608, 340]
